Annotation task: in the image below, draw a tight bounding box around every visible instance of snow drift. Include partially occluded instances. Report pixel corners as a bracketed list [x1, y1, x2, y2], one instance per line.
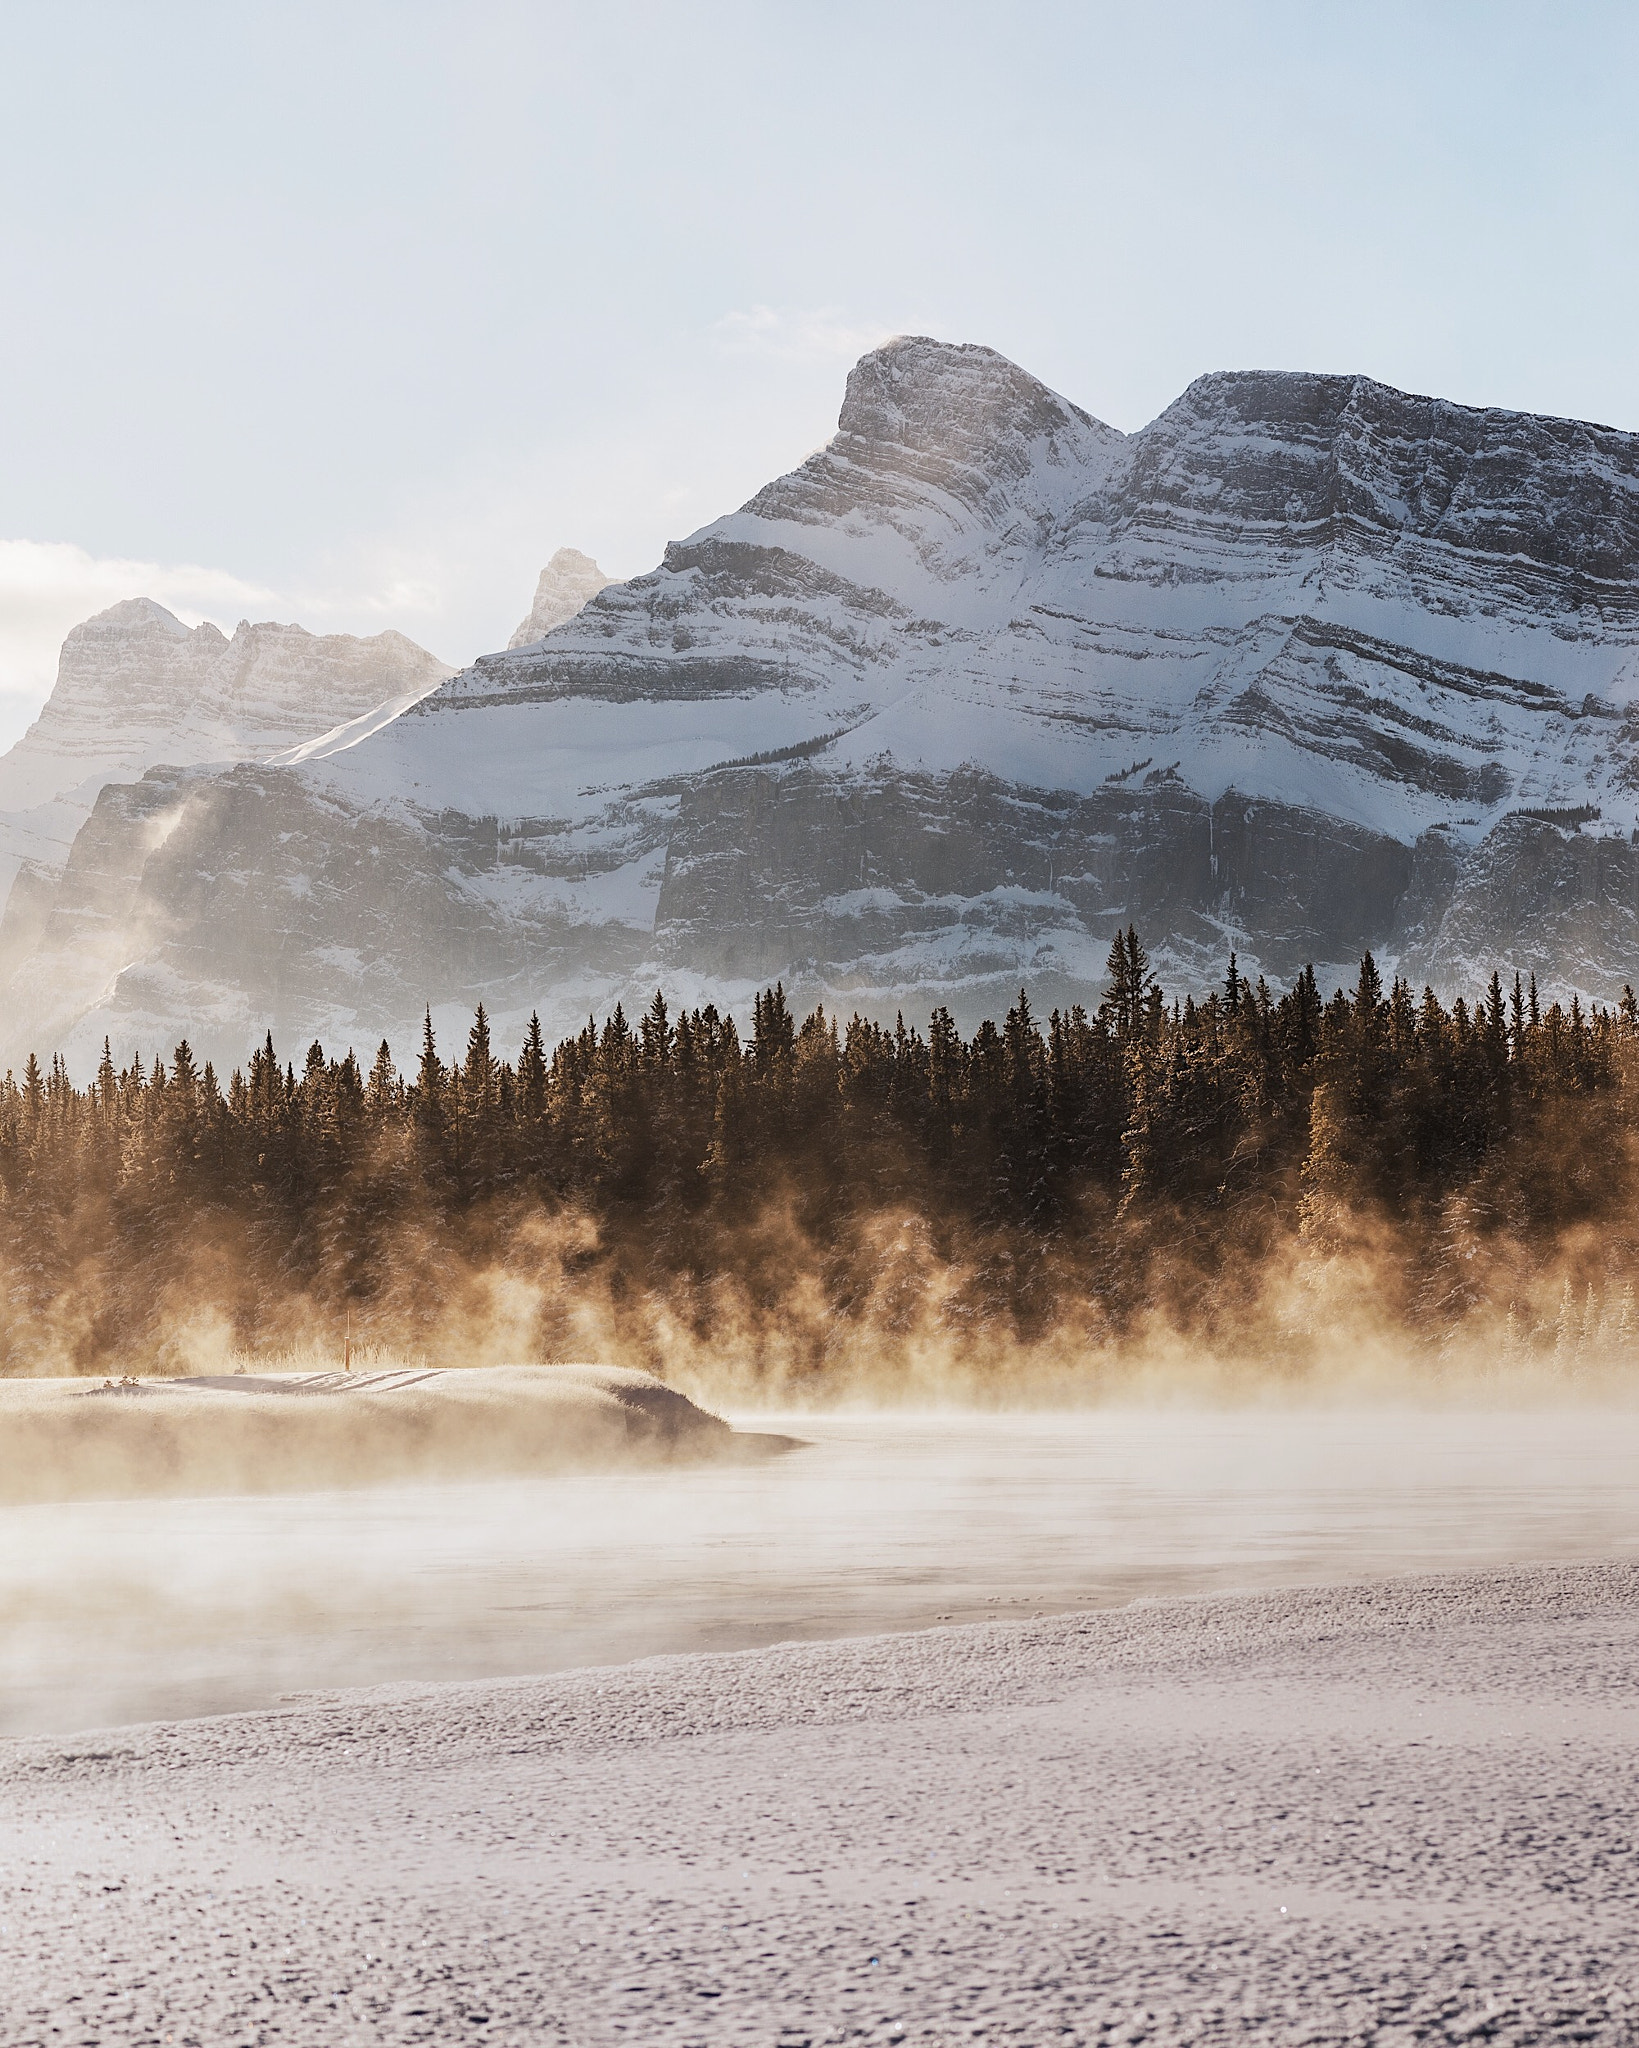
[0, 1364, 780, 1504]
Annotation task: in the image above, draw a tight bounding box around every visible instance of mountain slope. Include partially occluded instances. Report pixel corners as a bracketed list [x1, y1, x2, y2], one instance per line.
[9, 337, 1639, 1072]
[0, 601, 452, 1042]
[0, 600, 451, 888]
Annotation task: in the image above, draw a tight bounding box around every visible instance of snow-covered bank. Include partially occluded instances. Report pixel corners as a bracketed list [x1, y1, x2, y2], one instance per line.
[5, 1561, 1639, 2044]
[0, 1364, 770, 1505]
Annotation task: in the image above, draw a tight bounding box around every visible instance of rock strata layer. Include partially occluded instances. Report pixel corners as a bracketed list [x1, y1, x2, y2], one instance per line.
[8, 338, 1639, 1070]
[0, 600, 451, 995]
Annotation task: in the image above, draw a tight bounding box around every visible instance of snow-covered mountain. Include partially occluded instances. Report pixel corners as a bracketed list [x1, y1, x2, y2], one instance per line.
[0, 599, 451, 887]
[0, 601, 451, 1040]
[507, 548, 612, 648]
[8, 336, 1639, 1073]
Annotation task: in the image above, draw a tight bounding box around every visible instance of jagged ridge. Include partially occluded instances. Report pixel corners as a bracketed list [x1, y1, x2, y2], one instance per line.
[7, 337, 1639, 1073]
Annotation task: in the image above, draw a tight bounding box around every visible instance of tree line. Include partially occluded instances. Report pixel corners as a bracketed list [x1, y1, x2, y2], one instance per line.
[2, 932, 1637, 1375]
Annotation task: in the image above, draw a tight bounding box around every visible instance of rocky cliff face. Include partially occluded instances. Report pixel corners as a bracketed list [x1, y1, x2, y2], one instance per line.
[0, 601, 452, 994]
[507, 549, 613, 648]
[9, 337, 1639, 1073]
[0, 601, 451, 882]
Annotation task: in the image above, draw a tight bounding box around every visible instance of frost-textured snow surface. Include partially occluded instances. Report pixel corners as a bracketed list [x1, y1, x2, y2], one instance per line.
[7, 1561, 1639, 2044]
[13, 336, 1639, 1069]
[506, 547, 612, 648]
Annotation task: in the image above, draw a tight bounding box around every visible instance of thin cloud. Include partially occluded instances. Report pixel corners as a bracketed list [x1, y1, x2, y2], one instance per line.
[0, 538, 274, 714]
[712, 304, 890, 364]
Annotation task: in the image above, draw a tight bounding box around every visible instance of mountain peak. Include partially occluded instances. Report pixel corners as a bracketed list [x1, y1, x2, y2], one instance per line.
[1126, 367, 1639, 576]
[229, 618, 316, 645]
[13, 337, 1639, 1071]
[508, 548, 612, 648]
[0, 599, 453, 895]
[75, 596, 195, 639]
[836, 335, 1113, 465]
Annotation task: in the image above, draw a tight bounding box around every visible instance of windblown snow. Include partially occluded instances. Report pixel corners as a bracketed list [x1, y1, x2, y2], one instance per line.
[8, 1561, 1639, 2044]
[0, 601, 451, 895]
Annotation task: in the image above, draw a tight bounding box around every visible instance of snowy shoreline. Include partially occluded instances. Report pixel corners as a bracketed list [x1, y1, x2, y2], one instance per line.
[6, 1559, 1639, 2043]
[0, 1364, 773, 1505]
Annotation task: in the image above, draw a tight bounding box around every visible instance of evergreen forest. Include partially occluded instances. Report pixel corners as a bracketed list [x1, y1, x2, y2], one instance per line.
[3, 933, 1638, 1384]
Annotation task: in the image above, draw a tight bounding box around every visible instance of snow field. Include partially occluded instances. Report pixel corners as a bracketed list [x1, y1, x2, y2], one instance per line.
[5, 1561, 1639, 2044]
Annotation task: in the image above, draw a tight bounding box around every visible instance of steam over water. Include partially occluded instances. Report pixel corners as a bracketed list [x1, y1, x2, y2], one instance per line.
[5, 1405, 1639, 1737]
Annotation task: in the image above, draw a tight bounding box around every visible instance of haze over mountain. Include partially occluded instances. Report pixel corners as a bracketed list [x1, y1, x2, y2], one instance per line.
[508, 549, 612, 650]
[0, 601, 451, 871]
[6, 335, 1639, 1074]
[0, 604, 453, 1009]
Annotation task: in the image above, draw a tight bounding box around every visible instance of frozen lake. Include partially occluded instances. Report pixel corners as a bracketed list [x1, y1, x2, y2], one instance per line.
[4, 1402, 1639, 1736]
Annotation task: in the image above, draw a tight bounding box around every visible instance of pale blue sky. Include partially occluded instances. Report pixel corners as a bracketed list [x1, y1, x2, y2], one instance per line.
[1, 1, 1635, 733]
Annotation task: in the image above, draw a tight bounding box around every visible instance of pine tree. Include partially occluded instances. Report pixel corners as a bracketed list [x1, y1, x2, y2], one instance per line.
[96, 1038, 118, 1121]
[518, 1013, 548, 1125]
[1102, 928, 1130, 1035]
[1100, 927, 1156, 1042]
[21, 1053, 43, 1141]
[367, 1040, 398, 1113]
[1485, 973, 1506, 1058]
[753, 983, 795, 1068]
[1354, 952, 1384, 1024]
[417, 1010, 443, 1097]
[641, 990, 672, 1068]
[415, 1009, 446, 1158]
[464, 1004, 498, 1114]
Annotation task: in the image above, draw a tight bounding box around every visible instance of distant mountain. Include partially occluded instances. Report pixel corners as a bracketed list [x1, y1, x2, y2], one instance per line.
[6, 336, 1639, 1074]
[0, 599, 451, 885]
[0, 601, 451, 1045]
[507, 548, 612, 648]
